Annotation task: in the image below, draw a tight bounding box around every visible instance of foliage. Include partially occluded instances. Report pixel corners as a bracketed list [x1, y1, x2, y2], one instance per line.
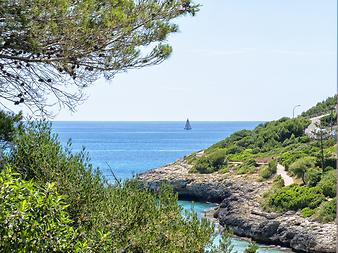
[6, 120, 229, 252]
[313, 198, 336, 223]
[0, 0, 199, 115]
[260, 160, 277, 179]
[9, 121, 107, 225]
[0, 110, 22, 148]
[301, 95, 337, 118]
[317, 169, 336, 198]
[266, 184, 325, 212]
[0, 166, 87, 253]
[259, 165, 270, 179]
[207, 227, 234, 253]
[320, 111, 337, 127]
[304, 167, 321, 187]
[245, 242, 258, 253]
[289, 157, 316, 184]
[192, 117, 311, 174]
[211, 117, 310, 152]
[186, 96, 337, 223]
[232, 158, 256, 175]
[301, 207, 315, 218]
[192, 149, 228, 174]
[272, 175, 285, 189]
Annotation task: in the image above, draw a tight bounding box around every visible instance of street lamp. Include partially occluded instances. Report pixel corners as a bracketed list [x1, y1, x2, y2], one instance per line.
[292, 104, 301, 118]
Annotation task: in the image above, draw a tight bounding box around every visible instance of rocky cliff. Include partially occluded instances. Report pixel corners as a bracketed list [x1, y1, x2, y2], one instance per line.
[138, 159, 336, 253]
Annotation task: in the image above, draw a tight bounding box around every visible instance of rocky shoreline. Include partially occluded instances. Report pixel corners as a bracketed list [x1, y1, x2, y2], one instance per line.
[137, 159, 336, 253]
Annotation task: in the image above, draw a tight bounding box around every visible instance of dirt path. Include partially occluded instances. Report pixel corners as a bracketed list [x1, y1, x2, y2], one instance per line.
[276, 163, 294, 186]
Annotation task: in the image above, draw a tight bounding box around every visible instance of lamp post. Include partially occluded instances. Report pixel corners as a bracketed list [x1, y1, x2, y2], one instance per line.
[292, 104, 301, 118]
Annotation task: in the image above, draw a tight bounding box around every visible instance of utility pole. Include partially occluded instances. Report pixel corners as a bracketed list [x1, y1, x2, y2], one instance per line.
[320, 129, 324, 172]
[293, 104, 301, 118]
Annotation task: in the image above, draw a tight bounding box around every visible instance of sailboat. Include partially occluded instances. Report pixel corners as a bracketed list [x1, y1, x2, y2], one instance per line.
[184, 118, 192, 130]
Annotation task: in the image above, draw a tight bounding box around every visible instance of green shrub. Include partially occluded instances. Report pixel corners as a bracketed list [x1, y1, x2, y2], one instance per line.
[268, 160, 277, 173]
[272, 175, 285, 189]
[245, 158, 257, 167]
[267, 185, 325, 211]
[0, 111, 22, 145]
[260, 160, 278, 179]
[193, 157, 213, 174]
[304, 167, 322, 187]
[192, 149, 227, 174]
[301, 95, 337, 118]
[236, 165, 256, 174]
[245, 242, 258, 253]
[314, 198, 336, 223]
[324, 166, 334, 172]
[317, 170, 336, 198]
[301, 207, 315, 218]
[320, 111, 336, 127]
[9, 121, 107, 226]
[260, 165, 271, 179]
[0, 167, 87, 252]
[208, 149, 228, 170]
[289, 157, 316, 184]
[6, 121, 225, 252]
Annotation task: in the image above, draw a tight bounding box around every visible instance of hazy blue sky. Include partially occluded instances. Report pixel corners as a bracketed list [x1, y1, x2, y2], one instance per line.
[56, 0, 336, 121]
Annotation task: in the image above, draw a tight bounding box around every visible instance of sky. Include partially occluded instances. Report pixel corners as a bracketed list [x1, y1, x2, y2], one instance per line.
[54, 0, 337, 121]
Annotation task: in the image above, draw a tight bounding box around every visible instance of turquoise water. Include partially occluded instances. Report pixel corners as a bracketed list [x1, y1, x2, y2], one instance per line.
[52, 121, 289, 252]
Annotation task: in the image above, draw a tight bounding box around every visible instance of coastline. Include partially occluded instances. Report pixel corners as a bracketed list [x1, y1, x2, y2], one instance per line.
[203, 206, 293, 253]
[137, 159, 336, 253]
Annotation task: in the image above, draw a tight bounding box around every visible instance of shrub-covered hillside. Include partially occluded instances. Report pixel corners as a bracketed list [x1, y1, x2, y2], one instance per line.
[187, 95, 337, 222]
[301, 95, 337, 118]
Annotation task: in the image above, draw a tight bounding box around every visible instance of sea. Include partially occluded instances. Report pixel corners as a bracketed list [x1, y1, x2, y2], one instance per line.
[52, 121, 291, 253]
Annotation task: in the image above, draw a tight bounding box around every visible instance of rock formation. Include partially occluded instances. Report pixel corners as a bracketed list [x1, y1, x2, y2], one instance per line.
[138, 159, 336, 253]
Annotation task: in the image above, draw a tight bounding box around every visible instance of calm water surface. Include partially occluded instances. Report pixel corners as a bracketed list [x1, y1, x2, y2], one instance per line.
[52, 121, 290, 252]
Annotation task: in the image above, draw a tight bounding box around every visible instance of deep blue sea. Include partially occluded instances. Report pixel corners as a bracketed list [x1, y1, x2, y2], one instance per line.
[52, 121, 290, 253]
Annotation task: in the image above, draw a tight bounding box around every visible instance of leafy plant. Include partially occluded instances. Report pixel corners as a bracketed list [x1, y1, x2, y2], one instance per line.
[0, 166, 87, 252]
[304, 167, 322, 187]
[245, 242, 258, 253]
[289, 157, 316, 184]
[301, 207, 315, 218]
[266, 185, 325, 211]
[313, 198, 336, 223]
[317, 169, 336, 198]
[5, 120, 229, 252]
[260, 160, 277, 179]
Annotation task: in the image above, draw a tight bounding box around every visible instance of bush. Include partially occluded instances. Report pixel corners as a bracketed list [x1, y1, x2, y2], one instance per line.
[304, 167, 322, 187]
[0, 167, 87, 252]
[245, 242, 258, 253]
[272, 175, 285, 188]
[289, 157, 316, 184]
[236, 165, 256, 174]
[314, 198, 336, 223]
[6, 121, 225, 252]
[317, 170, 336, 198]
[208, 149, 228, 170]
[324, 166, 334, 172]
[301, 207, 315, 218]
[0, 111, 22, 149]
[267, 185, 325, 211]
[193, 157, 213, 174]
[260, 165, 271, 179]
[9, 121, 107, 226]
[192, 149, 227, 174]
[260, 160, 278, 179]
